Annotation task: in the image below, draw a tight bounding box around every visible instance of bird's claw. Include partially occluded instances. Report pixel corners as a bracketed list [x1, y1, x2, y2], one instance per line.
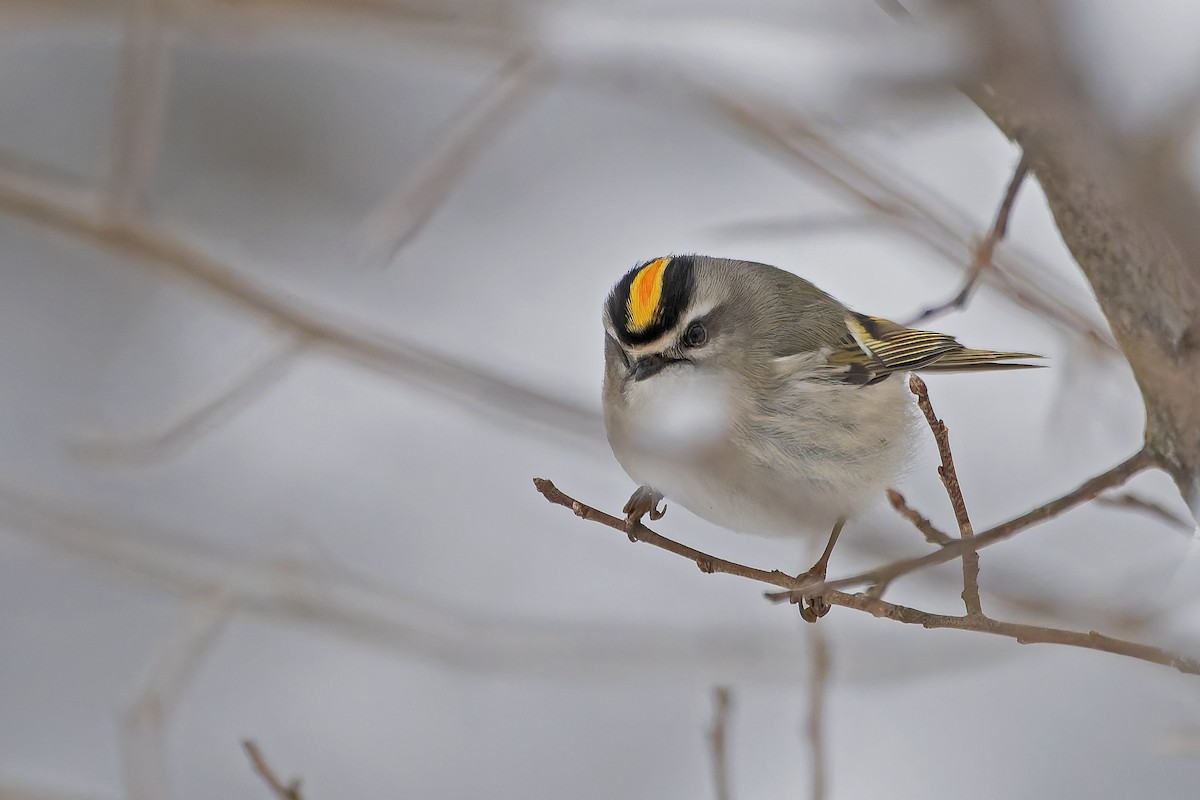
[623, 486, 666, 525]
[796, 565, 832, 624]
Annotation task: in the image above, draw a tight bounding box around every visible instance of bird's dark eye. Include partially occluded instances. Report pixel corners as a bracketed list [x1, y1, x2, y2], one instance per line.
[683, 321, 708, 348]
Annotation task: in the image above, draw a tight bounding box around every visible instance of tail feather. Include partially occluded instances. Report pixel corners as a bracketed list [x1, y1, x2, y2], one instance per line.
[919, 348, 1044, 373]
[832, 313, 1045, 381]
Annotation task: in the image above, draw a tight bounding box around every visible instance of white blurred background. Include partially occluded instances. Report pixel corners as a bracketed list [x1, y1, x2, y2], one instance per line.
[2, 1, 1200, 798]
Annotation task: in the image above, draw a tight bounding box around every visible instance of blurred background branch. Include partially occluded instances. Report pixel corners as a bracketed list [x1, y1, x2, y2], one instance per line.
[3, 1, 1200, 798]
[945, 0, 1200, 515]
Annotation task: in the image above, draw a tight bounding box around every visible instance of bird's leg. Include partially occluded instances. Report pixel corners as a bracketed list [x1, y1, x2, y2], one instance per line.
[623, 485, 666, 527]
[797, 517, 846, 623]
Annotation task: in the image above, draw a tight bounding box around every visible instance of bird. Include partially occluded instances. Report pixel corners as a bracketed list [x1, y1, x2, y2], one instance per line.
[601, 255, 1041, 619]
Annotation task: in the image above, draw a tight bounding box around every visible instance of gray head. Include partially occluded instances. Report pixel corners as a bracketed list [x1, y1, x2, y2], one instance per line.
[602, 255, 850, 385]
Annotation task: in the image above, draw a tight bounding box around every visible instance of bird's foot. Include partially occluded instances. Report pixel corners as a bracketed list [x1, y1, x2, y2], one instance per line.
[795, 564, 831, 624]
[794, 517, 845, 623]
[622, 485, 666, 529]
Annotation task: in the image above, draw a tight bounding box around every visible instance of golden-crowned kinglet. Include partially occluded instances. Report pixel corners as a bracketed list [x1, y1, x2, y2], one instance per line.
[601, 255, 1040, 606]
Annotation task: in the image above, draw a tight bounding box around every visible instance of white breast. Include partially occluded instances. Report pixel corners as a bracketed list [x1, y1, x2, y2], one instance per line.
[605, 363, 915, 537]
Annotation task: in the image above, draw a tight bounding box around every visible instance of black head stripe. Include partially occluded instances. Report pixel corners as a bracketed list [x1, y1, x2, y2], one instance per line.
[606, 256, 696, 347]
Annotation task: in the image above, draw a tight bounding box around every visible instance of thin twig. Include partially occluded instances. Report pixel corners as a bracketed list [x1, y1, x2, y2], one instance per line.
[784, 591, 1200, 676]
[908, 152, 1030, 325]
[708, 687, 733, 800]
[0, 781, 108, 800]
[886, 488, 953, 545]
[816, 447, 1161, 595]
[534, 479, 798, 588]
[806, 628, 830, 800]
[242, 741, 304, 800]
[532, 479, 1200, 676]
[357, 51, 548, 265]
[0, 480, 818, 683]
[121, 592, 233, 800]
[73, 335, 302, 464]
[107, 0, 169, 221]
[1096, 491, 1195, 532]
[698, 86, 1114, 354]
[0, 161, 605, 450]
[908, 374, 982, 616]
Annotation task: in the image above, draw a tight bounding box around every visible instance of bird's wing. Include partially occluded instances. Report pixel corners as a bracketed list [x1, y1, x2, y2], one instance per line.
[824, 313, 1043, 384]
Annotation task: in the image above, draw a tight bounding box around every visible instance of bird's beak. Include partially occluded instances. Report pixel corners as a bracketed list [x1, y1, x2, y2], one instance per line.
[628, 353, 669, 381]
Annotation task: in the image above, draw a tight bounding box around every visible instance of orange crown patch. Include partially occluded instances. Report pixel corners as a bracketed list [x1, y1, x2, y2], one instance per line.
[626, 257, 670, 332]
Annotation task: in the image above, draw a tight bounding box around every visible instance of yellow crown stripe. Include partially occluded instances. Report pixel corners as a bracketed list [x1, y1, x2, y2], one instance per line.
[626, 257, 670, 332]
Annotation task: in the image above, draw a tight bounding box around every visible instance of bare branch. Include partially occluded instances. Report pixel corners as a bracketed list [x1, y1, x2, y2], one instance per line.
[886, 488, 953, 546]
[944, 0, 1200, 516]
[106, 0, 169, 221]
[535, 478, 799, 588]
[0, 481, 816, 684]
[121, 593, 233, 800]
[533, 479, 1200, 676]
[1095, 491, 1195, 533]
[243, 741, 304, 800]
[708, 687, 733, 800]
[358, 52, 550, 264]
[0, 160, 605, 450]
[806, 628, 830, 800]
[781, 591, 1200, 676]
[908, 374, 981, 616]
[0, 0, 528, 53]
[72, 336, 303, 464]
[908, 151, 1030, 325]
[820, 447, 1160, 595]
[697, 84, 1116, 355]
[707, 212, 884, 239]
[0, 782, 108, 800]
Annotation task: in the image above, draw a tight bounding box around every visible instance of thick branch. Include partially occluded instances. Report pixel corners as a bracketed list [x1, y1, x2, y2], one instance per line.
[949, 0, 1200, 514]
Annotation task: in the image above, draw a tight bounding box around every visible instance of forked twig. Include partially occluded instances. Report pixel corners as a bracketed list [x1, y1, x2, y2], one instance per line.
[537, 479, 1200, 670]
[698, 87, 1112, 354]
[907, 374, 982, 616]
[122, 592, 233, 800]
[908, 152, 1030, 325]
[73, 336, 303, 464]
[0, 160, 605, 450]
[818, 447, 1160, 595]
[533, 479, 1200, 675]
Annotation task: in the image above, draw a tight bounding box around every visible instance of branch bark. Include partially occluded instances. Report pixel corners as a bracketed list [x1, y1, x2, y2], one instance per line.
[908, 151, 1029, 325]
[243, 741, 304, 800]
[908, 374, 982, 616]
[948, 0, 1200, 520]
[533, 479, 1200, 676]
[818, 447, 1159, 594]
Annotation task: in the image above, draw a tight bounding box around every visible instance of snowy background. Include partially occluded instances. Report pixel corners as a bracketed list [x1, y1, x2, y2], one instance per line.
[2, 1, 1199, 798]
